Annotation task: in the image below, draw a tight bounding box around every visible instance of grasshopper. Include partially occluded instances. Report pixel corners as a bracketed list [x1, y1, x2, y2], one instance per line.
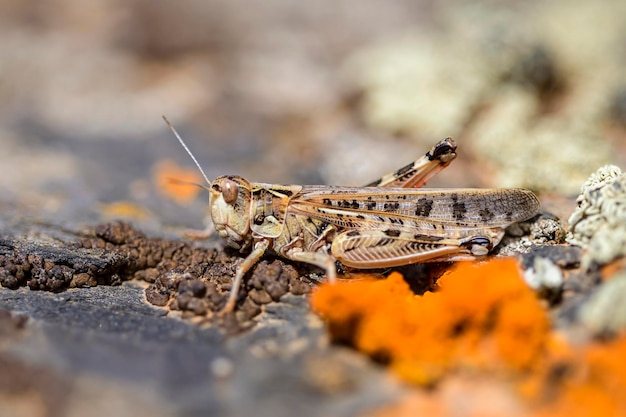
[163, 117, 540, 313]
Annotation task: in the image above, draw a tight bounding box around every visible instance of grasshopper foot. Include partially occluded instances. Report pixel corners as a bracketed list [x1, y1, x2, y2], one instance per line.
[183, 225, 215, 240]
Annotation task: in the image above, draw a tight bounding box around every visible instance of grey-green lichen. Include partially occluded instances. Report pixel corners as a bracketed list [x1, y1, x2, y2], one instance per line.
[342, 1, 623, 193]
[579, 270, 626, 336]
[567, 165, 626, 269]
[470, 89, 613, 194]
[523, 257, 563, 294]
[343, 35, 493, 139]
[463, 0, 622, 193]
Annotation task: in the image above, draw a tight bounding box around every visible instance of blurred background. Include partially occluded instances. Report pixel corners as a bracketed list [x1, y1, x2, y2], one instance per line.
[0, 0, 624, 231]
[0, 3, 625, 416]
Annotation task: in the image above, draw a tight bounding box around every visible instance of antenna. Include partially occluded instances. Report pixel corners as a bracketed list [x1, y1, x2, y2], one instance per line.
[167, 177, 211, 193]
[162, 116, 212, 186]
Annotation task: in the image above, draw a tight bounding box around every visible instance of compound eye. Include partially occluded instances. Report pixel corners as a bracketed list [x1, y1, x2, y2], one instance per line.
[222, 179, 239, 204]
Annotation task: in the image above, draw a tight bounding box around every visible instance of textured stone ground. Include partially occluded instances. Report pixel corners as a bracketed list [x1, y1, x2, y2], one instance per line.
[0, 1, 624, 416]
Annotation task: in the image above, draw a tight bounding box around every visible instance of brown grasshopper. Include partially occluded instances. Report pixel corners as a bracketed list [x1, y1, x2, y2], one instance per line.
[163, 117, 540, 313]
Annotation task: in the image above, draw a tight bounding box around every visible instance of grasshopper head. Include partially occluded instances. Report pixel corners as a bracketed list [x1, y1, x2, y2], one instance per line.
[210, 175, 253, 250]
[161, 117, 254, 250]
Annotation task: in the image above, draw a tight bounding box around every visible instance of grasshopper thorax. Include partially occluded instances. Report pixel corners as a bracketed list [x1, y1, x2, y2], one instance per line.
[210, 175, 253, 250]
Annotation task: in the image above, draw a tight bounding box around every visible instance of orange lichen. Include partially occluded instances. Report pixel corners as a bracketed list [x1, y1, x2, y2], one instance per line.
[316, 262, 626, 415]
[516, 333, 574, 402]
[367, 376, 527, 417]
[315, 259, 626, 416]
[531, 334, 626, 417]
[100, 201, 152, 221]
[311, 259, 551, 386]
[600, 258, 626, 281]
[153, 159, 203, 205]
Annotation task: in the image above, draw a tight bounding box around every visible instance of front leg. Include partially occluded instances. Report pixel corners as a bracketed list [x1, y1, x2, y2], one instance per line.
[222, 239, 270, 313]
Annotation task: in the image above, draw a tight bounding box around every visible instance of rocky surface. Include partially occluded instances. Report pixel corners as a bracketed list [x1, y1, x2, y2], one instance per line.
[0, 222, 402, 417]
[0, 1, 624, 416]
